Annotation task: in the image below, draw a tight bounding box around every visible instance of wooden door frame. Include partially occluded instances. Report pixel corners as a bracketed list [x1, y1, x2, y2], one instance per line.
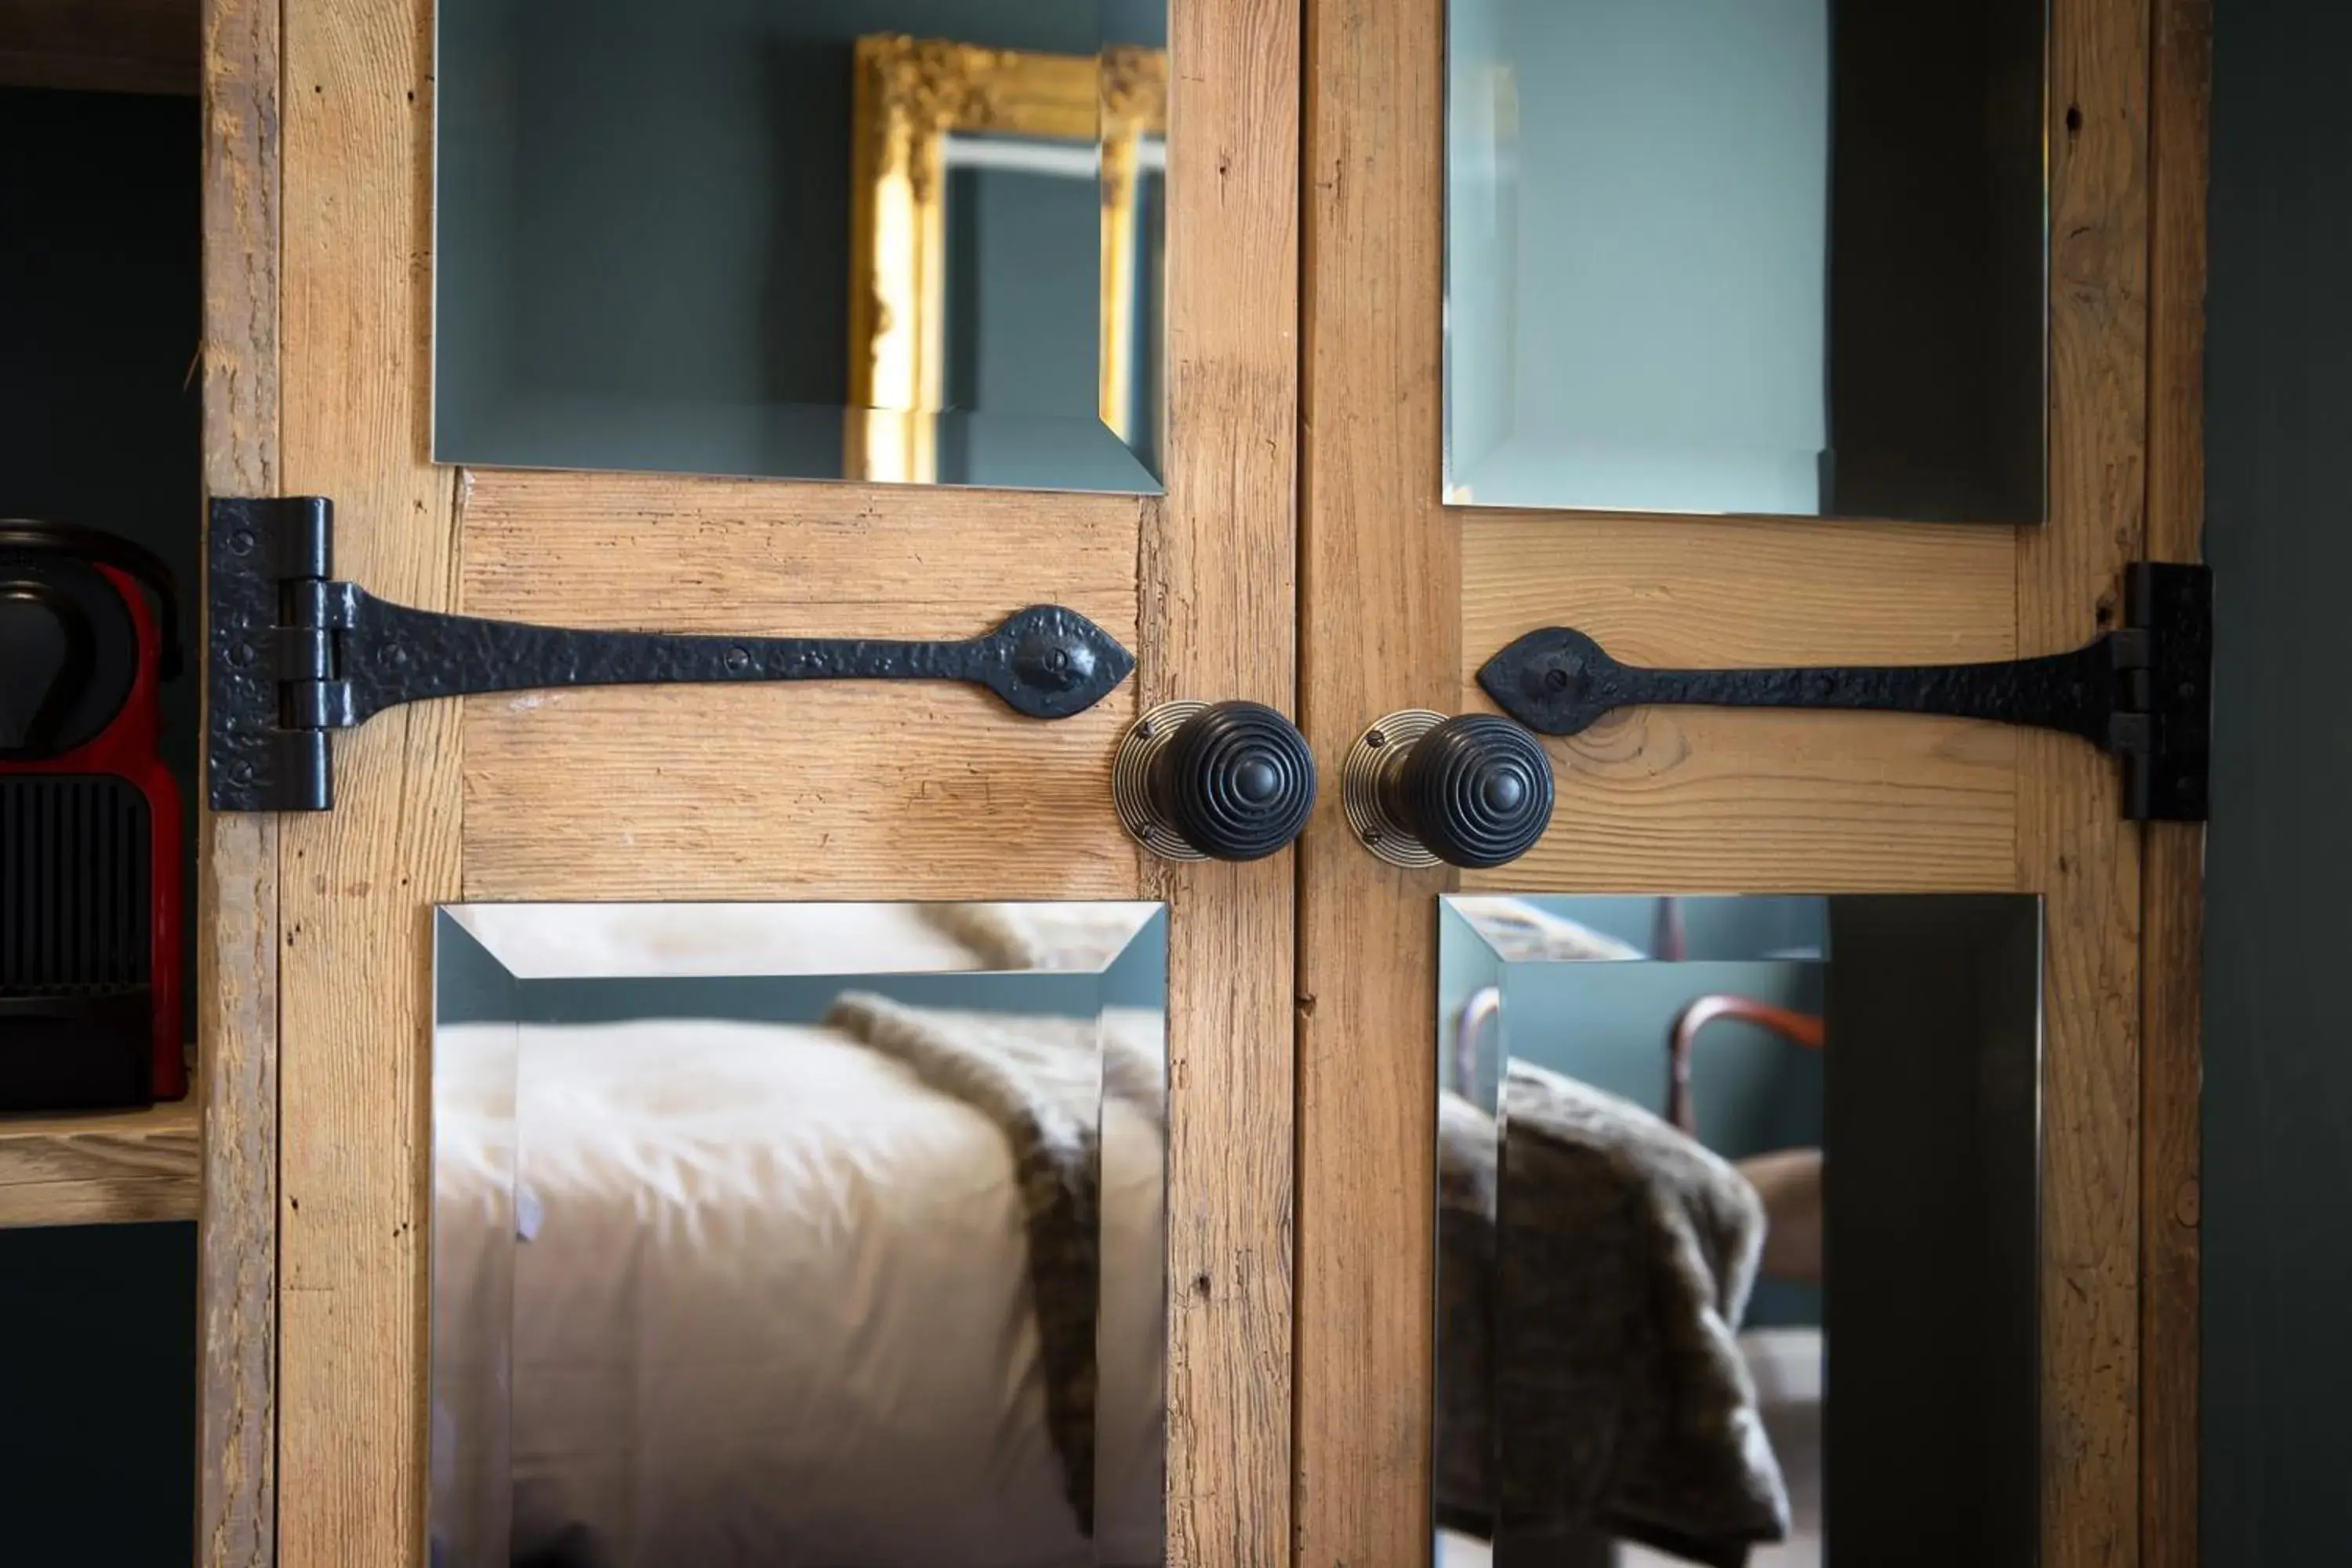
[198, 0, 282, 1560]
[194, 0, 1301, 1562]
[2141, 2, 2208, 1562]
[1295, 3, 2208, 1566]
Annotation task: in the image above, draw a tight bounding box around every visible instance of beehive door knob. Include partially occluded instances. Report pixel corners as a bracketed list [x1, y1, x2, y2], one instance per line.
[1115, 700, 1318, 862]
[1343, 710, 1555, 869]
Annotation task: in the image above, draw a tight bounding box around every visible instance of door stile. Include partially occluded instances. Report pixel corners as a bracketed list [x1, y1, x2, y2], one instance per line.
[274, 0, 464, 1558]
[2031, 2, 2152, 1560]
[1296, 0, 1461, 1562]
[1148, 0, 1305, 1563]
[198, 0, 286, 1563]
[2142, 0, 2211, 1558]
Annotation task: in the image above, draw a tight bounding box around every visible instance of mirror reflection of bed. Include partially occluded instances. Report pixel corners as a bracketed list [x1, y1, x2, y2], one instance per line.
[429, 902, 1168, 1568]
[1433, 894, 2040, 1568]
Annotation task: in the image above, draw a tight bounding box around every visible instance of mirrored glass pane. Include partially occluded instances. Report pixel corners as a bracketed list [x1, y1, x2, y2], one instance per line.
[435, 0, 1169, 495]
[1444, 0, 2047, 522]
[1434, 895, 2039, 1568]
[431, 902, 1169, 1567]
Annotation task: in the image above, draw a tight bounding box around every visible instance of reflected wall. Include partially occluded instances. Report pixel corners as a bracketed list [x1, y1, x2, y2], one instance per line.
[1444, 0, 2047, 522]
[430, 902, 1169, 1568]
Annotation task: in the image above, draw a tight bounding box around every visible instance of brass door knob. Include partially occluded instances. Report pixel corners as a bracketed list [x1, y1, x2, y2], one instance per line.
[1114, 700, 1318, 862]
[1342, 710, 1554, 869]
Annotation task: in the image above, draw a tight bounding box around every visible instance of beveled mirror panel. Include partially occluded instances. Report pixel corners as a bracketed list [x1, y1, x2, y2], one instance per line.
[1444, 0, 2048, 522]
[431, 902, 1169, 1567]
[435, 0, 1168, 494]
[1435, 895, 2040, 1568]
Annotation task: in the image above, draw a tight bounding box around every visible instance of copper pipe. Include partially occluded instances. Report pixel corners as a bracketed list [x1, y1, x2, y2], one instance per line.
[1665, 995, 1824, 1135]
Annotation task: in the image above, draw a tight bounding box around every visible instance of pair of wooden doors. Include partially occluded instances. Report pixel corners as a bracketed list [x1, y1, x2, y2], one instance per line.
[193, 0, 2208, 1563]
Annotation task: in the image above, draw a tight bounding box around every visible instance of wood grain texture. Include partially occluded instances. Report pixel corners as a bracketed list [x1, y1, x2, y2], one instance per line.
[0, 0, 198, 94]
[1296, 0, 1455, 1559]
[275, 0, 462, 1560]
[1145, 1, 1300, 1562]
[2143, 0, 2209, 1559]
[1464, 516, 2021, 893]
[464, 682, 1138, 900]
[197, 0, 281, 1559]
[2030, 2, 2151, 1564]
[1468, 706, 2019, 895]
[0, 1097, 201, 1227]
[455, 473, 1145, 903]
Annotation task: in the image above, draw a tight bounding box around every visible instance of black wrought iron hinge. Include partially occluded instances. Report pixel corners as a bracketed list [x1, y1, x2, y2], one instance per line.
[207, 495, 1135, 813]
[1478, 561, 2213, 822]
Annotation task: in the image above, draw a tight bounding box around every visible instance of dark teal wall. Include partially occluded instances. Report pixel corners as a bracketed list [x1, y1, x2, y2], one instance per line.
[2203, 2, 2352, 1561]
[0, 1223, 196, 1565]
[0, 85, 201, 1568]
[0, 86, 201, 1033]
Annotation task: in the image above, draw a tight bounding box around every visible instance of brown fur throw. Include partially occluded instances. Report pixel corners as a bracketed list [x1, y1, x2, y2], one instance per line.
[1437, 1064, 1790, 1566]
[824, 993, 1163, 1541]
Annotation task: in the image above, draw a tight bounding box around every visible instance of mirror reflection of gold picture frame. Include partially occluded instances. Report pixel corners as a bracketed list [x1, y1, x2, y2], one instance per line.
[848, 34, 1167, 484]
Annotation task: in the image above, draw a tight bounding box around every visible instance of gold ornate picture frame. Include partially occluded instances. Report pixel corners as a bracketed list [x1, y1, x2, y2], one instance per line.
[848, 34, 1168, 483]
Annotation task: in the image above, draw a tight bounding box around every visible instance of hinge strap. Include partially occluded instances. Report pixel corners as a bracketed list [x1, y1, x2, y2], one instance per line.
[1478, 561, 2213, 822]
[207, 495, 1136, 813]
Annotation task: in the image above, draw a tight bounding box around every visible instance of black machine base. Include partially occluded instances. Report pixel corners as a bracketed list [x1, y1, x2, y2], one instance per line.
[1479, 562, 2212, 823]
[0, 992, 153, 1112]
[209, 496, 1138, 813]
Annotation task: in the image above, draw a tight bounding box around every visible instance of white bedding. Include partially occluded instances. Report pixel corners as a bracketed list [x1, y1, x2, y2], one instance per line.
[431, 1009, 1167, 1568]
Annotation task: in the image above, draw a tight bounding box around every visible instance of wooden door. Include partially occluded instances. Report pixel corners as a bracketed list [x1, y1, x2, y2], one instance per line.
[1294, 2, 2206, 1567]
[194, 0, 1301, 1563]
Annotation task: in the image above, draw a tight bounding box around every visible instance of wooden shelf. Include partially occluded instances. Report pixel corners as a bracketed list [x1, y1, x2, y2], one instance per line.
[0, 1082, 200, 1229]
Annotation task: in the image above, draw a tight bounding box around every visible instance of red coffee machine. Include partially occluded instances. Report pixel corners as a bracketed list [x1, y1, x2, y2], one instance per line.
[0, 520, 186, 1110]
